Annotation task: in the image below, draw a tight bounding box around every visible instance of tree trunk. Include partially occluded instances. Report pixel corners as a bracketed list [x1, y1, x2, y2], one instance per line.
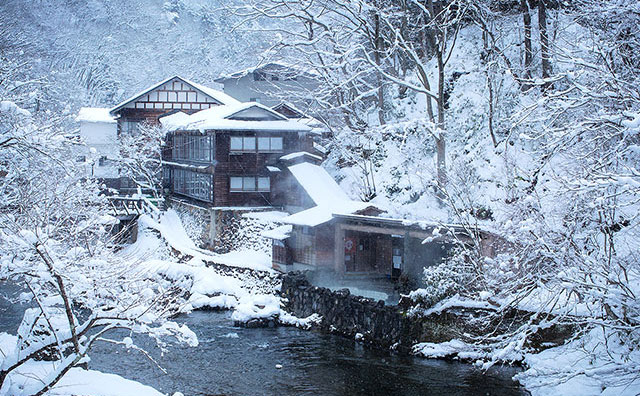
[538, 0, 552, 89]
[374, 13, 386, 126]
[436, 47, 447, 197]
[520, 0, 533, 90]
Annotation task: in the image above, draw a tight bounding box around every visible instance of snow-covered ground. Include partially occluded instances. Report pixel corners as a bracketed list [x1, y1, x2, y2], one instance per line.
[0, 209, 315, 395]
[0, 332, 168, 396]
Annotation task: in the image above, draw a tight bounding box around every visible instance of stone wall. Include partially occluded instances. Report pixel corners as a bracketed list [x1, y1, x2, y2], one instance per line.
[281, 272, 573, 354]
[168, 198, 280, 253]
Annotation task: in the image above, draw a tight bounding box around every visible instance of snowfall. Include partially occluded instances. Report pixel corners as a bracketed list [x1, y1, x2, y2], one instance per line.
[2, 208, 636, 395]
[0, 209, 317, 396]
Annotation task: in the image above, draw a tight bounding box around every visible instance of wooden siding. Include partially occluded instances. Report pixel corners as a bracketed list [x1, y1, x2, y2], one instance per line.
[212, 130, 303, 207]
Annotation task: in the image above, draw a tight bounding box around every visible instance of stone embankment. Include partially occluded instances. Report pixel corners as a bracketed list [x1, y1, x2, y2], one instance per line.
[281, 272, 572, 355]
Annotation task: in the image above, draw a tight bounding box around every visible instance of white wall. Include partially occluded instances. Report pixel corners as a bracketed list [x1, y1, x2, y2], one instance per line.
[79, 121, 119, 179]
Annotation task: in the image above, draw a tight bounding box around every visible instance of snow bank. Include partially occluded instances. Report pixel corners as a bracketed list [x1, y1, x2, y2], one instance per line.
[517, 328, 640, 396]
[0, 332, 165, 396]
[412, 339, 486, 361]
[142, 210, 274, 273]
[0, 100, 31, 117]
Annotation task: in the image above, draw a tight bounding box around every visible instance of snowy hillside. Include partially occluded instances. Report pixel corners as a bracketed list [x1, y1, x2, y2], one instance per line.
[1, 0, 639, 395]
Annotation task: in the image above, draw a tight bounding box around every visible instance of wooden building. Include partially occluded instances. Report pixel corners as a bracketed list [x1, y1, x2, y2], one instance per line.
[76, 76, 240, 192]
[266, 170, 498, 283]
[214, 62, 320, 110]
[161, 102, 320, 207]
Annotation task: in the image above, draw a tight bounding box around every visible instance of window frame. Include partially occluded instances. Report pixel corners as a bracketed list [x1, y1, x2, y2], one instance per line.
[229, 176, 271, 193]
[230, 135, 284, 153]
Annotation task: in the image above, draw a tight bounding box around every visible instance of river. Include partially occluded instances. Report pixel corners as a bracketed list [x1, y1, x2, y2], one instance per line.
[1, 283, 527, 396]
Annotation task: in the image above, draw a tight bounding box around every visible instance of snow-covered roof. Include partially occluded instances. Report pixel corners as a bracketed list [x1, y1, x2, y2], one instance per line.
[266, 166, 281, 172]
[280, 151, 323, 162]
[215, 61, 318, 82]
[281, 162, 374, 227]
[76, 107, 116, 124]
[163, 102, 312, 133]
[158, 111, 190, 130]
[287, 162, 348, 206]
[261, 224, 293, 240]
[109, 76, 239, 114]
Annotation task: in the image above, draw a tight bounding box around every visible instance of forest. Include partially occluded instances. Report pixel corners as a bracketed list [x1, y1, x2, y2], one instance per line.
[0, 1, 638, 395]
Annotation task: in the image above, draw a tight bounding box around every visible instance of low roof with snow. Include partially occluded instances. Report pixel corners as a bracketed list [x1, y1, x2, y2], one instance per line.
[109, 76, 239, 115]
[280, 162, 375, 227]
[161, 102, 312, 133]
[76, 107, 116, 124]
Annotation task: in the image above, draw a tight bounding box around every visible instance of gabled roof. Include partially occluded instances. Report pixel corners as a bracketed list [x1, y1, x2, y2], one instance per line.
[76, 107, 116, 124]
[109, 76, 239, 115]
[272, 102, 305, 119]
[160, 102, 311, 133]
[215, 61, 318, 82]
[281, 162, 375, 227]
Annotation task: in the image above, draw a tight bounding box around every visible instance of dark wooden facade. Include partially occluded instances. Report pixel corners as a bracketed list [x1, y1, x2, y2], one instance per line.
[164, 129, 314, 207]
[107, 76, 230, 193]
[278, 214, 497, 283]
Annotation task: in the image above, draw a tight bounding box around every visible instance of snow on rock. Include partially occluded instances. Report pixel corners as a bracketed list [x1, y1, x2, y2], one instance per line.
[3, 364, 165, 396]
[412, 339, 486, 361]
[278, 312, 322, 329]
[231, 294, 281, 323]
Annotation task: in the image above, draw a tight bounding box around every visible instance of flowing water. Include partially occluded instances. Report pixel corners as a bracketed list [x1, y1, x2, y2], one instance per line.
[1, 283, 527, 396]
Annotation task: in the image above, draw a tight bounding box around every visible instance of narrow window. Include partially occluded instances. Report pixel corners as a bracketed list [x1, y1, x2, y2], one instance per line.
[243, 137, 255, 151]
[270, 137, 283, 151]
[230, 136, 243, 151]
[253, 71, 266, 81]
[243, 177, 256, 191]
[230, 177, 243, 191]
[258, 177, 270, 191]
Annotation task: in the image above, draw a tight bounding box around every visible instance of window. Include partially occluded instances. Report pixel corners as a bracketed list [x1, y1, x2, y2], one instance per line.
[271, 75, 279, 81]
[98, 156, 108, 166]
[230, 136, 243, 151]
[229, 136, 257, 152]
[257, 137, 283, 152]
[243, 177, 256, 191]
[172, 169, 213, 202]
[270, 137, 283, 151]
[122, 120, 141, 134]
[172, 134, 213, 162]
[230, 176, 271, 192]
[249, 97, 262, 103]
[230, 177, 243, 191]
[243, 137, 255, 151]
[253, 71, 266, 81]
[258, 177, 270, 191]
[76, 156, 86, 162]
